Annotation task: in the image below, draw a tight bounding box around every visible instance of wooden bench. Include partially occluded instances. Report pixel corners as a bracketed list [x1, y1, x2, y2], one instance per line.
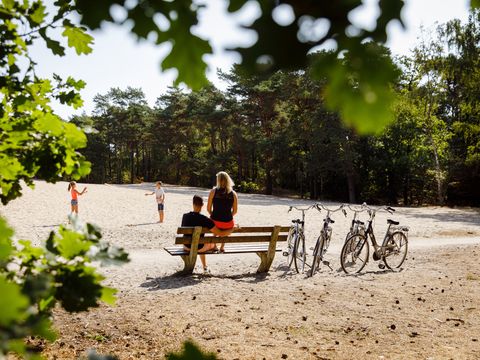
[164, 226, 290, 274]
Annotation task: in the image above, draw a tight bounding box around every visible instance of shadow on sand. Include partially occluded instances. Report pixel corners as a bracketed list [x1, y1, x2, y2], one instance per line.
[347, 268, 402, 280]
[401, 207, 480, 226]
[140, 271, 270, 291]
[33, 224, 63, 228]
[125, 222, 159, 227]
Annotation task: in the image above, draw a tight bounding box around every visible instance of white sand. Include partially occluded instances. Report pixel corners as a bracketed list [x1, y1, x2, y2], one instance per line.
[2, 181, 480, 359]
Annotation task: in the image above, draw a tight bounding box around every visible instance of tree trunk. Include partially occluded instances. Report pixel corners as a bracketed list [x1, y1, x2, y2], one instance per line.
[265, 163, 273, 195]
[130, 144, 135, 184]
[343, 137, 356, 203]
[346, 173, 356, 204]
[432, 145, 444, 205]
[424, 89, 445, 205]
[403, 172, 410, 206]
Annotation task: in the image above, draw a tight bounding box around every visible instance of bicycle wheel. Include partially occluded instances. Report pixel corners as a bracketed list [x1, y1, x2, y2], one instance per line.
[345, 231, 353, 242]
[341, 234, 369, 274]
[286, 228, 296, 268]
[382, 231, 408, 270]
[309, 234, 325, 277]
[294, 232, 306, 274]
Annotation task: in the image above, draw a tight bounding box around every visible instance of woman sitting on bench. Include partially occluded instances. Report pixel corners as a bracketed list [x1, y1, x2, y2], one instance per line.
[207, 171, 238, 253]
[182, 195, 233, 273]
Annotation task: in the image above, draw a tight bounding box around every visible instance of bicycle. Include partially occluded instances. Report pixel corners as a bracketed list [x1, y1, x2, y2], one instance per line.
[308, 203, 346, 277]
[345, 204, 367, 242]
[283, 205, 314, 273]
[340, 205, 409, 274]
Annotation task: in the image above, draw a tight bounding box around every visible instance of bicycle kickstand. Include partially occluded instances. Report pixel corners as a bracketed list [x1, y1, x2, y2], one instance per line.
[322, 260, 333, 271]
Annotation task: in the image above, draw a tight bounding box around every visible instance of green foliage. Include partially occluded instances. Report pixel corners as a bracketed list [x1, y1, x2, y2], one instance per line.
[0, 217, 14, 262]
[227, 0, 405, 133]
[0, 0, 93, 204]
[74, 0, 212, 89]
[236, 181, 261, 194]
[0, 276, 29, 327]
[0, 218, 129, 357]
[311, 44, 400, 134]
[166, 341, 217, 360]
[69, 0, 404, 131]
[0, 1, 128, 358]
[62, 25, 94, 55]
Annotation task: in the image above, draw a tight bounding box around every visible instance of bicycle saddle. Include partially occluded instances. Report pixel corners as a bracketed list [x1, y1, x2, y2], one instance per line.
[387, 219, 399, 225]
[326, 218, 335, 224]
[292, 219, 304, 224]
[354, 220, 364, 225]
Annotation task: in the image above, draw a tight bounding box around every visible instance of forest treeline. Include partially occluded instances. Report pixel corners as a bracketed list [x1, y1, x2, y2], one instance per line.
[73, 13, 480, 206]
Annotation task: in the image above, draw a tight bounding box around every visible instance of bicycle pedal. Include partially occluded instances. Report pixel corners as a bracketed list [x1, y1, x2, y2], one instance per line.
[322, 260, 330, 266]
[282, 251, 289, 257]
[378, 263, 385, 269]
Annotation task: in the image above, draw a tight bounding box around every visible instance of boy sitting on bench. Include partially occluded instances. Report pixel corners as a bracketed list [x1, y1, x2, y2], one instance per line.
[181, 195, 234, 273]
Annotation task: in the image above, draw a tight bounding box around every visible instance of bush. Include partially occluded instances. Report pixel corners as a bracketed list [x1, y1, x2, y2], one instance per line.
[236, 181, 261, 193]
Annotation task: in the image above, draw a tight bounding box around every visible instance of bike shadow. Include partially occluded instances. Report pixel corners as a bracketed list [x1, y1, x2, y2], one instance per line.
[347, 267, 404, 279]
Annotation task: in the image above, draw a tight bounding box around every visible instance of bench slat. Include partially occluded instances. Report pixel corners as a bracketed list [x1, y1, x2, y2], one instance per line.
[167, 244, 283, 251]
[176, 226, 290, 235]
[175, 234, 288, 245]
[164, 245, 283, 256]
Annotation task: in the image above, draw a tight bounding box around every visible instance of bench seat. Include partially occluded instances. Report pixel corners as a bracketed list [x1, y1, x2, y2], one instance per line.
[164, 244, 284, 256]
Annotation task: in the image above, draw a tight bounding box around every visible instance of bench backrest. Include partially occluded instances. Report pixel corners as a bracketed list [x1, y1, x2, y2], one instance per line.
[175, 226, 290, 245]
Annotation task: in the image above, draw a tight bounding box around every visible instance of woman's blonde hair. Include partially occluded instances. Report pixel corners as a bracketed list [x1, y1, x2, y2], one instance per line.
[216, 171, 234, 193]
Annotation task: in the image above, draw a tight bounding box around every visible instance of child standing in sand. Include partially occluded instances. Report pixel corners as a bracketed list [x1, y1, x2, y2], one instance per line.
[145, 181, 166, 223]
[68, 181, 87, 217]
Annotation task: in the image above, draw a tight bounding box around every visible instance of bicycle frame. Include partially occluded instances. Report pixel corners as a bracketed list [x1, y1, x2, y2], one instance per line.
[316, 204, 345, 239]
[289, 205, 314, 234]
[346, 205, 366, 238]
[362, 208, 396, 258]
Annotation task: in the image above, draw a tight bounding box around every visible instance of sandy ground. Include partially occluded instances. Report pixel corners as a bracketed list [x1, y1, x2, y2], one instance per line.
[2, 181, 480, 359]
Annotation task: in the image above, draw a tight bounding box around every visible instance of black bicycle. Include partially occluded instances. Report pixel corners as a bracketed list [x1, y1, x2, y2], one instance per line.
[340, 205, 409, 274]
[284, 205, 314, 273]
[309, 203, 346, 277]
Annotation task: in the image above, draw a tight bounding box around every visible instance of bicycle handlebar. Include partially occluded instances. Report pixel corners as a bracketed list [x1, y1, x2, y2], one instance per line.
[346, 204, 367, 213]
[288, 205, 315, 213]
[362, 203, 396, 214]
[315, 203, 345, 213]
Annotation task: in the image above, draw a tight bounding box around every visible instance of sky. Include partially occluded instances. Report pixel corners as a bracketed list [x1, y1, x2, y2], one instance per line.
[30, 0, 472, 119]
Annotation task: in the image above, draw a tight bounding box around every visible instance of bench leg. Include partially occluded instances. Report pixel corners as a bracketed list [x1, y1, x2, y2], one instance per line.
[256, 225, 281, 273]
[256, 252, 271, 273]
[178, 226, 202, 275]
[180, 255, 197, 274]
